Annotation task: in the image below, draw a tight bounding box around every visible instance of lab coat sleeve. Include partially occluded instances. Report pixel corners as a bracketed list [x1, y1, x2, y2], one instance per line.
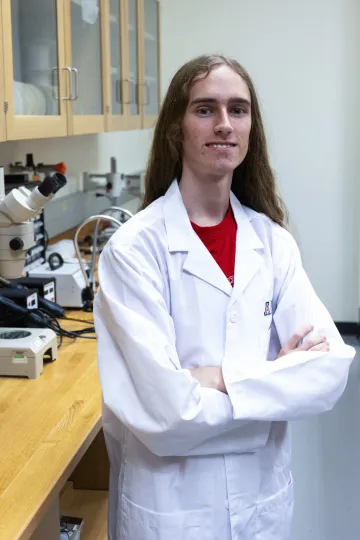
[223, 228, 355, 422]
[94, 240, 270, 457]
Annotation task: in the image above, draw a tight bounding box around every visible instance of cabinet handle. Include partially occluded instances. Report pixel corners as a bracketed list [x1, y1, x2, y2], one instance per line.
[124, 79, 133, 104]
[61, 67, 72, 100]
[70, 68, 79, 101]
[135, 82, 140, 106]
[115, 79, 121, 104]
[143, 82, 150, 106]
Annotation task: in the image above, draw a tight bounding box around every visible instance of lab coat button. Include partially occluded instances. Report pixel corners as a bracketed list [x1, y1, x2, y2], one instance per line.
[230, 313, 238, 323]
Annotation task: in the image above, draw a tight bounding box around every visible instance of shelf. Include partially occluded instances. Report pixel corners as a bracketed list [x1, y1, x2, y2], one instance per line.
[60, 482, 108, 540]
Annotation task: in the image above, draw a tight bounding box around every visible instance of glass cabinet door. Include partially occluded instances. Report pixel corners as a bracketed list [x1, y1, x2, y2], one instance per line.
[68, 0, 105, 134]
[3, 0, 68, 139]
[107, 0, 126, 130]
[110, 0, 122, 116]
[142, 0, 159, 126]
[126, 0, 141, 127]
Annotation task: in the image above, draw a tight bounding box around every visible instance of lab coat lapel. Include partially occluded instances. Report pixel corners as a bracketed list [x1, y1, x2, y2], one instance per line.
[163, 180, 232, 296]
[182, 240, 232, 295]
[229, 193, 264, 308]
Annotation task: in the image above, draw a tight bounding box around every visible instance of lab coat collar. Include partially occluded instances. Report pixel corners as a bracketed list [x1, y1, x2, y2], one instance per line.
[163, 179, 193, 253]
[163, 180, 264, 299]
[229, 191, 264, 307]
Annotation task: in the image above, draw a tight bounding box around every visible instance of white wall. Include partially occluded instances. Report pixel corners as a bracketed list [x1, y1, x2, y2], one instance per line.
[160, 2, 360, 540]
[161, 0, 360, 323]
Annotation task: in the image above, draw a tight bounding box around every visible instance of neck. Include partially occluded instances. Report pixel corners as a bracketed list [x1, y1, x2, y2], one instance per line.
[179, 166, 232, 226]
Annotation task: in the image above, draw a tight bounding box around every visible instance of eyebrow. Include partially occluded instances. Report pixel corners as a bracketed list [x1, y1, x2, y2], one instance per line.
[189, 97, 251, 107]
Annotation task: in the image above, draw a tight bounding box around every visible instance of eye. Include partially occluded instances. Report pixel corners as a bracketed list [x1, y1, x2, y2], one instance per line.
[196, 107, 212, 117]
[231, 106, 247, 116]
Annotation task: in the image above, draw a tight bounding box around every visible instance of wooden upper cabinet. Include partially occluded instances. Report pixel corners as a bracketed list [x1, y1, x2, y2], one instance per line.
[123, 0, 142, 129]
[139, 0, 160, 129]
[2, 0, 68, 140]
[0, 0, 160, 141]
[64, 0, 106, 135]
[104, 0, 127, 131]
[104, 0, 161, 132]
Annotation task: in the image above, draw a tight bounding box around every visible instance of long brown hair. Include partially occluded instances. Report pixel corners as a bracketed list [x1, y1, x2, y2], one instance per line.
[142, 54, 287, 227]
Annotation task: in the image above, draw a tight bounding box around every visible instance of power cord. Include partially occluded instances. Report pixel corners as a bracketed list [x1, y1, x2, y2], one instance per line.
[0, 296, 96, 349]
[63, 315, 94, 324]
[43, 227, 49, 251]
[33, 308, 97, 348]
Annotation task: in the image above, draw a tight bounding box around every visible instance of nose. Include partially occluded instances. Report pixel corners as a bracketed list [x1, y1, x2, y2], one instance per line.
[214, 110, 233, 137]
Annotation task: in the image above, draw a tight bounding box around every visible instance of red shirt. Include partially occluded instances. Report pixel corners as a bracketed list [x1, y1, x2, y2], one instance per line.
[191, 207, 237, 286]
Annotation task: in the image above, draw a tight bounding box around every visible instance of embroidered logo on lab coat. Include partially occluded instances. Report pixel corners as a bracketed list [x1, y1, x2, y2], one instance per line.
[264, 301, 271, 316]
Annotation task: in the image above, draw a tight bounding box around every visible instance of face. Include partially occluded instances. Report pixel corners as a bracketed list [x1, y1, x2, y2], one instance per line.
[182, 65, 252, 181]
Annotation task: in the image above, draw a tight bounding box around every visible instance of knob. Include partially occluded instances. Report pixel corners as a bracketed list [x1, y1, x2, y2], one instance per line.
[9, 237, 24, 251]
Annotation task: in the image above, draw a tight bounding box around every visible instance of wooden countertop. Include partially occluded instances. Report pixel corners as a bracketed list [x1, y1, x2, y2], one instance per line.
[0, 314, 102, 540]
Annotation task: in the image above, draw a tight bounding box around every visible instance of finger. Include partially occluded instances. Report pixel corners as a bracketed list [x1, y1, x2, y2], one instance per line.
[308, 342, 330, 352]
[285, 325, 314, 350]
[302, 335, 327, 350]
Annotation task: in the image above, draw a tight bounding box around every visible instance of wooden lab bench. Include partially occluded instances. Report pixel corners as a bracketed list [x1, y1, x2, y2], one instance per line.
[0, 313, 109, 540]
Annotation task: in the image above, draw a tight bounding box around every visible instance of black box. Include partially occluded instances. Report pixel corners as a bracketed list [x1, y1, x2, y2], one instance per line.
[0, 287, 39, 309]
[0, 288, 40, 328]
[11, 277, 57, 303]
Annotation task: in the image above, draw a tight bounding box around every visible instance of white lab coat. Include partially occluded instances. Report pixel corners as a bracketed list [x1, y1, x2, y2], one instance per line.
[94, 180, 355, 540]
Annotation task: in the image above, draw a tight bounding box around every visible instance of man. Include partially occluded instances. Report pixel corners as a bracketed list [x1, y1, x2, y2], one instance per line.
[94, 54, 355, 539]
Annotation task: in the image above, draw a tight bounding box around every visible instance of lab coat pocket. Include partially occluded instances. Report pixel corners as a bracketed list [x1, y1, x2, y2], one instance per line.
[256, 477, 294, 539]
[121, 495, 213, 540]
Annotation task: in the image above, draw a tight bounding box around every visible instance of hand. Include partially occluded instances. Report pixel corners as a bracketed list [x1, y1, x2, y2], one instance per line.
[189, 367, 227, 393]
[277, 324, 330, 359]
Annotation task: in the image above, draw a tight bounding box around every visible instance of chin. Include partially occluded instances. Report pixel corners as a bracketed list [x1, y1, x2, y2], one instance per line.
[207, 161, 239, 178]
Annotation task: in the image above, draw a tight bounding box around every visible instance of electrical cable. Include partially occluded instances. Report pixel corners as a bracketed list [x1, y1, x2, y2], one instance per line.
[0, 275, 65, 318]
[0, 296, 96, 349]
[33, 308, 97, 348]
[63, 315, 94, 324]
[43, 227, 49, 251]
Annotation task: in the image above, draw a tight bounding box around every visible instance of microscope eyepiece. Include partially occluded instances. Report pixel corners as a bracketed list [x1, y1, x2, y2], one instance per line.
[38, 173, 67, 197]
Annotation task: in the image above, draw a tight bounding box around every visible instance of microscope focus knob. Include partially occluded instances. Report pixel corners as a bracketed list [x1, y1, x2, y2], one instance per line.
[9, 237, 24, 251]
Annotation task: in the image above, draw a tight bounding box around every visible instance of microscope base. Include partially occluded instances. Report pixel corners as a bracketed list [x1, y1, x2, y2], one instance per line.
[0, 327, 57, 379]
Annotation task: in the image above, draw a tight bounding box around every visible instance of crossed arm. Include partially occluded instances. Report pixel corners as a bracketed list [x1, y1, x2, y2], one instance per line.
[191, 325, 331, 393]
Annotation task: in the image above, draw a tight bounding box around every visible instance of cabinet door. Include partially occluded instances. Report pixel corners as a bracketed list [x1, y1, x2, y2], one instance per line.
[65, 0, 106, 135]
[2, 0, 68, 140]
[140, 0, 160, 128]
[124, 0, 141, 129]
[105, 0, 127, 131]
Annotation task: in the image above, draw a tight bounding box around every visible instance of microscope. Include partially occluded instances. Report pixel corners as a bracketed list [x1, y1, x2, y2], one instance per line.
[83, 156, 145, 205]
[0, 168, 66, 378]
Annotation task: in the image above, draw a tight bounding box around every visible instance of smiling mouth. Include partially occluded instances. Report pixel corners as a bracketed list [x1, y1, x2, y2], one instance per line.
[205, 143, 237, 149]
